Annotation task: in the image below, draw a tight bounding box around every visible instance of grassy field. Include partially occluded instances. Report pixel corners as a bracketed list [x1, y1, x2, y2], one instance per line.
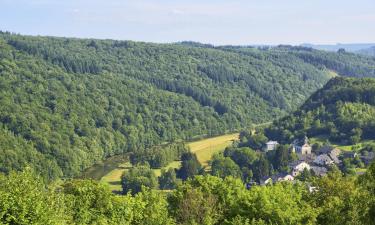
[99, 133, 239, 192]
[100, 162, 132, 192]
[188, 133, 239, 166]
[153, 161, 182, 177]
[310, 136, 375, 152]
[79, 155, 129, 180]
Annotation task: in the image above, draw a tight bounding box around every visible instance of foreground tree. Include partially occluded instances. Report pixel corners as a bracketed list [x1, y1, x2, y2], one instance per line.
[0, 169, 66, 224]
[307, 170, 362, 225]
[168, 176, 225, 225]
[358, 162, 375, 225]
[63, 179, 175, 225]
[63, 179, 129, 224]
[2, 166, 375, 225]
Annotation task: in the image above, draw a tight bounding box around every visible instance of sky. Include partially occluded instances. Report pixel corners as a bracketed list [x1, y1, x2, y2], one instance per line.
[0, 0, 374, 45]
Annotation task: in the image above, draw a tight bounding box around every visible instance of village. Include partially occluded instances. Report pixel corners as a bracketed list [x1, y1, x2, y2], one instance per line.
[254, 136, 375, 186]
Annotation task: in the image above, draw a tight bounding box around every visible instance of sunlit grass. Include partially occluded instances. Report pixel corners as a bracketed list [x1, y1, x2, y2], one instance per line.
[188, 133, 239, 166]
[100, 133, 239, 192]
[310, 136, 375, 152]
[153, 160, 182, 177]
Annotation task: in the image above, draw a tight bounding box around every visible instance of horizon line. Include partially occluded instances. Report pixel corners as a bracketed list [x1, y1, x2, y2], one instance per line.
[1, 30, 375, 47]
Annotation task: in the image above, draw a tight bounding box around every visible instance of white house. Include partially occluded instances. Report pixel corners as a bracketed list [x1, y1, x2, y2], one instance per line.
[274, 174, 294, 182]
[260, 177, 273, 185]
[265, 141, 279, 151]
[261, 173, 294, 185]
[290, 161, 311, 176]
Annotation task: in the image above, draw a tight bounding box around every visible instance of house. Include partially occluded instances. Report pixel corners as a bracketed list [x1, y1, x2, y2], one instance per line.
[319, 146, 336, 155]
[260, 177, 273, 185]
[265, 141, 279, 151]
[313, 154, 334, 166]
[311, 166, 328, 176]
[329, 152, 341, 164]
[298, 153, 316, 163]
[292, 136, 312, 155]
[315, 146, 342, 164]
[289, 161, 311, 176]
[319, 146, 341, 163]
[260, 173, 294, 185]
[318, 145, 331, 154]
[271, 173, 294, 182]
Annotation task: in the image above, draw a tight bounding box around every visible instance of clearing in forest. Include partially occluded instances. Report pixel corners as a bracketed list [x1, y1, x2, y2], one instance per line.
[188, 133, 239, 166]
[100, 133, 239, 192]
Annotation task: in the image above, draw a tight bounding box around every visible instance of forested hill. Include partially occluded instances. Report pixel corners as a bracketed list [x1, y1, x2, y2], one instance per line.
[1, 32, 375, 180]
[356, 46, 375, 57]
[217, 45, 375, 78]
[266, 77, 375, 144]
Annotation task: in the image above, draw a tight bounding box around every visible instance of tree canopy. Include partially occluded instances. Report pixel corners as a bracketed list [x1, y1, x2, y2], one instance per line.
[1, 32, 375, 180]
[265, 77, 375, 144]
[1, 164, 375, 224]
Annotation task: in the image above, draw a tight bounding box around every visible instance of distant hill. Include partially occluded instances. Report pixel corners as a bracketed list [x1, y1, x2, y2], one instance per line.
[356, 46, 375, 57]
[301, 43, 375, 52]
[265, 77, 375, 144]
[1, 32, 375, 180]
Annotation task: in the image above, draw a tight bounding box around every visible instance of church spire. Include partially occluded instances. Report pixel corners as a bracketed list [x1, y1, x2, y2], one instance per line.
[304, 136, 309, 145]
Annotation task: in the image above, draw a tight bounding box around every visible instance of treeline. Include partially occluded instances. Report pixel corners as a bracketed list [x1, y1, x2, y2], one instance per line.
[123, 151, 204, 193]
[291, 47, 375, 77]
[1, 164, 375, 225]
[210, 143, 297, 183]
[130, 142, 188, 168]
[2, 32, 375, 180]
[265, 77, 375, 144]
[123, 139, 297, 191]
[6, 36, 103, 74]
[229, 45, 375, 78]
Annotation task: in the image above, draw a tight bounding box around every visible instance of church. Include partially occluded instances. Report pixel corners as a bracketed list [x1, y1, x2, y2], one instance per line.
[291, 136, 312, 155]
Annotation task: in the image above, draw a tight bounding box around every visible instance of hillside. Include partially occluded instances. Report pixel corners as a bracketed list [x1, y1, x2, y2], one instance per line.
[1, 32, 375, 180]
[203, 44, 375, 78]
[356, 46, 375, 57]
[265, 77, 375, 144]
[301, 43, 375, 52]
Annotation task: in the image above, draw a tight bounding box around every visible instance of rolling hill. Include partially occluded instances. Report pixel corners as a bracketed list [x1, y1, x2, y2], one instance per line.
[356, 46, 375, 57]
[301, 43, 375, 52]
[265, 77, 375, 144]
[1, 31, 375, 180]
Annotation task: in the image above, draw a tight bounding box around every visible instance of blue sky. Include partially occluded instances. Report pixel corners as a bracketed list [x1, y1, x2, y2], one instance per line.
[0, 0, 374, 45]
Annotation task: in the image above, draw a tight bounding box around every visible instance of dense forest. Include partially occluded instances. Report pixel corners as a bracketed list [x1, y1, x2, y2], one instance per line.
[265, 77, 375, 144]
[0, 164, 374, 225]
[1, 31, 375, 180]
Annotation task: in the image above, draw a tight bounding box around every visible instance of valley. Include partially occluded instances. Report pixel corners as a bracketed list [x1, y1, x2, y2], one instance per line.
[83, 133, 239, 192]
[1, 32, 375, 224]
